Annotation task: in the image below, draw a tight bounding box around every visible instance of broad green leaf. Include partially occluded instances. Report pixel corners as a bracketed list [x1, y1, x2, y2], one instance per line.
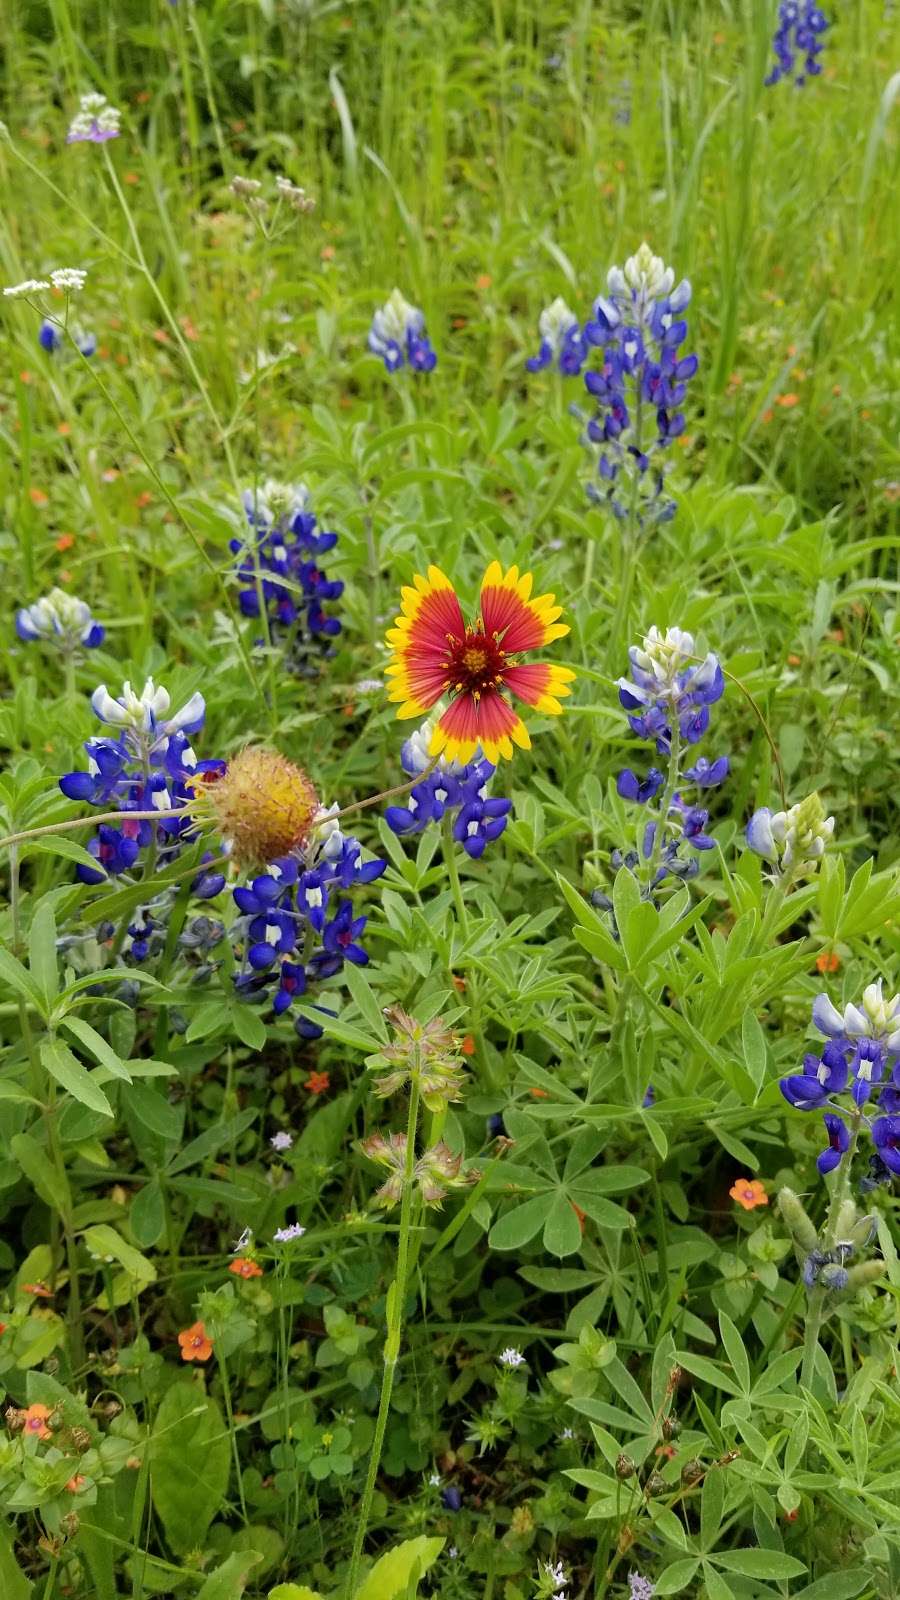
[229, 1002, 267, 1051]
[127, 1082, 184, 1141]
[83, 1224, 157, 1285]
[343, 961, 389, 1042]
[715, 1548, 807, 1578]
[354, 1536, 444, 1600]
[792, 1572, 871, 1600]
[489, 1194, 552, 1251]
[166, 1108, 259, 1175]
[130, 1179, 166, 1248]
[194, 1552, 263, 1600]
[675, 1350, 742, 1398]
[41, 1036, 112, 1116]
[700, 1466, 725, 1551]
[740, 1009, 768, 1095]
[151, 1384, 230, 1555]
[60, 1016, 132, 1080]
[542, 1191, 582, 1257]
[269, 1588, 323, 1600]
[10, 1132, 70, 1215]
[0, 1520, 31, 1598]
[0, 946, 45, 1014]
[654, 1558, 700, 1594]
[718, 1312, 751, 1394]
[28, 900, 59, 1006]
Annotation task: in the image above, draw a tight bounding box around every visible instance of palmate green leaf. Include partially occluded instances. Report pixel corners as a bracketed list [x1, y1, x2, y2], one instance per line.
[654, 1558, 701, 1594]
[150, 1384, 230, 1555]
[40, 1036, 112, 1116]
[488, 1192, 552, 1251]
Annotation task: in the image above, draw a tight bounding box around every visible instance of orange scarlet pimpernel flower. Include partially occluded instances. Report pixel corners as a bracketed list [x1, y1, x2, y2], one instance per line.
[229, 1258, 263, 1279]
[729, 1177, 768, 1211]
[21, 1404, 53, 1440]
[385, 562, 575, 764]
[178, 1320, 213, 1361]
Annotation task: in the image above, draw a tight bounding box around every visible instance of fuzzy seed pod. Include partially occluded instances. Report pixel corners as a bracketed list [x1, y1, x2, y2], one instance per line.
[778, 1187, 819, 1252]
[198, 747, 319, 869]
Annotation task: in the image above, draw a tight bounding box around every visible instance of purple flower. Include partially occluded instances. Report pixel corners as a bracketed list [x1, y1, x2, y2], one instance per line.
[765, 1, 829, 88]
[368, 289, 437, 374]
[817, 1112, 850, 1174]
[386, 740, 511, 859]
[67, 92, 120, 143]
[616, 767, 664, 804]
[871, 1116, 900, 1175]
[526, 297, 586, 376]
[233, 482, 343, 673]
[684, 755, 729, 787]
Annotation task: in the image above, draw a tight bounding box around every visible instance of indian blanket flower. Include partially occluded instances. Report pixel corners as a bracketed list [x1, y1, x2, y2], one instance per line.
[385, 723, 512, 858]
[765, 2, 829, 88]
[231, 482, 343, 673]
[385, 561, 574, 764]
[368, 288, 437, 373]
[780, 982, 900, 1178]
[526, 296, 586, 375]
[579, 242, 697, 525]
[746, 791, 835, 876]
[16, 587, 104, 650]
[38, 318, 96, 356]
[177, 1321, 213, 1362]
[67, 91, 121, 143]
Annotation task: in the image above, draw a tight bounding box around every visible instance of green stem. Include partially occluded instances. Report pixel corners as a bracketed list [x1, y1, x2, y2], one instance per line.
[345, 1073, 422, 1594]
[216, 1346, 249, 1525]
[442, 815, 468, 936]
[646, 723, 682, 886]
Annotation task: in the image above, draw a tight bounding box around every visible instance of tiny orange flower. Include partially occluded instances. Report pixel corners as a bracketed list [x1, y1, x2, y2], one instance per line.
[229, 1258, 263, 1279]
[729, 1177, 768, 1212]
[134, 491, 153, 508]
[321, 245, 336, 262]
[55, 533, 75, 552]
[28, 487, 48, 507]
[475, 273, 492, 290]
[152, 329, 170, 345]
[0, 1322, 7, 1335]
[528, 1087, 549, 1100]
[66, 1475, 87, 1493]
[306, 1071, 330, 1096]
[177, 1320, 213, 1362]
[816, 951, 840, 974]
[19, 370, 32, 384]
[761, 408, 773, 424]
[179, 317, 200, 342]
[21, 1282, 52, 1298]
[57, 422, 71, 437]
[22, 1404, 52, 1440]
[656, 1442, 676, 1460]
[461, 1035, 476, 1056]
[775, 393, 800, 409]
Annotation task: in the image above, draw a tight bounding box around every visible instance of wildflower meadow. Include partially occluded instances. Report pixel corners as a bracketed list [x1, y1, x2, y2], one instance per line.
[1, 2, 899, 1597]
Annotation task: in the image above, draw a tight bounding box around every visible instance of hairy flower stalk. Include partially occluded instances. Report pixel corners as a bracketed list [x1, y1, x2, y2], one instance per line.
[747, 791, 836, 944]
[347, 1012, 472, 1591]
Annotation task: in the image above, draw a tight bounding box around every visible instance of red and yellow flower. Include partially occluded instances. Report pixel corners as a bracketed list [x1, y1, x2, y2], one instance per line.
[385, 561, 574, 764]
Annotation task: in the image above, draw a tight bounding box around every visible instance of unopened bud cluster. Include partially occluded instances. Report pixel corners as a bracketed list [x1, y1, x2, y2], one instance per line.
[360, 1131, 473, 1210]
[778, 1186, 884, 1295]
[367, 1005, 467, 1110]
[746, 791, 835, 876]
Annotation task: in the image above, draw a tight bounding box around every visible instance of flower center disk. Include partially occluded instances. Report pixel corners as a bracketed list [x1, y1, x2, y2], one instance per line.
[446, 630, 506, 697]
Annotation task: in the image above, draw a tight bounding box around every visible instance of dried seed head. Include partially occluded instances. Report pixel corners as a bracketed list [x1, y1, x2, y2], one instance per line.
[661, 1413, 681, 1440]
[197, 747, 319, 868]
[615, 1452, 637, 1479]
[681, 1458, 704, 1486]
[69, 1426, 93, 1453]
[645, 1471, 667, 1497]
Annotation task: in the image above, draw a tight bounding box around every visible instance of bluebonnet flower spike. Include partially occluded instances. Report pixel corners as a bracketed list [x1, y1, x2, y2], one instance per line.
[17, 587, 104, 650]
[368, 288, 437, 373]
[526, 296, 586, 376]
[765, 2, 829, 88]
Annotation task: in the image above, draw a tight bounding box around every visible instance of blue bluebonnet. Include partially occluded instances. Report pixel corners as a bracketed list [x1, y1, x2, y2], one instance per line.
[67, 92, 120, 143]
[384, 725, 512, 859]
[368, 288, 437, 373]
[526, 297, 586, 376]
[780, 982, 900, 1177]
[230, 811, 385, 1030]
[231, 481, 343, 673]
[38, 319, 96, 356]
[59, 678, 220, 882]
[16, 587, 104, 651]
[614, 626, 727, 885]
[441, 1486, 462, 1512]
[765, 2, 829, 88]
[579, 243, 697, 525]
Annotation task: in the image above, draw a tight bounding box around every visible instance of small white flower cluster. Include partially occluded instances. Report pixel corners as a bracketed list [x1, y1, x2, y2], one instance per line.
[50, 267, 87, 294]
[4, 278, 50, 299]
[67, 91, 120, 143]
[273, 1222, 305, 1243]
[270, 1130, 293, 1152]
[498, 1346, 526, 1369]
[275, 175, 316, 213]
[230, 175, 262, 197]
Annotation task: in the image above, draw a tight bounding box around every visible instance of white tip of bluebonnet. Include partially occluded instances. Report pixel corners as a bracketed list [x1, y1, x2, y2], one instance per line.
[812, 992, 845, 1038]
[537, 295, 578, 351]
[745, 807, 778, 863]
[91, 684, 127, 724]
[166, 690, 206, 733]
[669, 278, 692, 312]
